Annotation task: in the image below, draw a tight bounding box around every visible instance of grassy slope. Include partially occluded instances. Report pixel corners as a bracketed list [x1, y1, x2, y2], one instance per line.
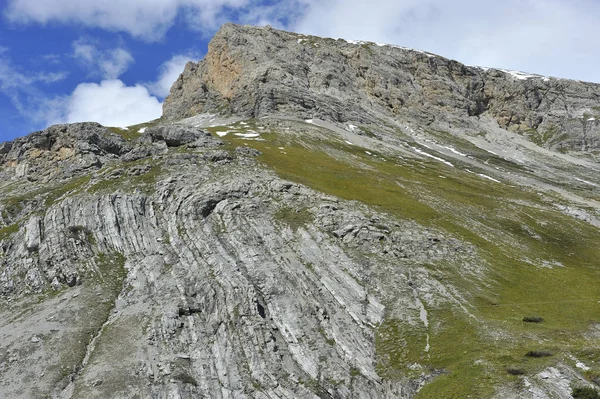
[209, 120, 600, 398]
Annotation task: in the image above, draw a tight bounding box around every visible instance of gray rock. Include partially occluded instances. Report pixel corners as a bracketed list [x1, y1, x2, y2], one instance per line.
[147, 125, 211, 147]
[1, 24, 599, 399]
[164, 23, 600, 152]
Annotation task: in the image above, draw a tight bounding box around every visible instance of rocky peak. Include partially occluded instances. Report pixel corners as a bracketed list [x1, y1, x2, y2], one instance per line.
[165, 23, 600, 152]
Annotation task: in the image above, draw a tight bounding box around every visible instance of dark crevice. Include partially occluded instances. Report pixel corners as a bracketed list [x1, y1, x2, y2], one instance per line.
[178, 307, 202, 317]
[256, 300, 266, 319]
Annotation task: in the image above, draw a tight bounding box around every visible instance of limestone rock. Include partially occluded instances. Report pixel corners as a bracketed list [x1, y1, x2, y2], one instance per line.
[164, 24, 600, 152]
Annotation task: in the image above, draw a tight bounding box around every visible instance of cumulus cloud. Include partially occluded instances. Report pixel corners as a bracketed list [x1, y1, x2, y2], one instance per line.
[58, 79, 162, 127]
[293, 0, 600, 83]
[147, 53, 201, 98]
[72, 39, 134, 79]
[5, 0, 250, 40]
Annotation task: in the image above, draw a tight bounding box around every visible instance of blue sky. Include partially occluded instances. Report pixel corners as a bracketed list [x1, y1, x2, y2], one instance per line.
[1, 0, 600, 142]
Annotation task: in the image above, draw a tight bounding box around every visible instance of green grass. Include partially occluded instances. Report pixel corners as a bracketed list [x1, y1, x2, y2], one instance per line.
[274, 206, 313, 231]
[0, 223, 18, 240]
[107, 118, 161, 142]
[0, 175, 91, 221]
[213, 120, 600, 397]
[88, 161, 163, 195]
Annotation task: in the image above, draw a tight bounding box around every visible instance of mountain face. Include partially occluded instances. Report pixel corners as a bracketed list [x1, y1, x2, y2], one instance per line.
[1, 24, 600, 399]
[165, 24, 600, 153]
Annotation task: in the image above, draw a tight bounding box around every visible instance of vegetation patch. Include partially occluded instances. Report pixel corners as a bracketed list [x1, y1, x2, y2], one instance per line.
[88, 161, 163, 195]
[522, 316, 544, 323]
[0, 223, 18, 240]
[573, 387, 600, 399]
[274, 206, 313, 232]
[525, 350, 553, 358]
[506, 367, 525, 376]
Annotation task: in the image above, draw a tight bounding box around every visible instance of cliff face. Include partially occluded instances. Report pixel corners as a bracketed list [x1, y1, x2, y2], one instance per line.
[2, 24, 600, 399]
[164, 24, 600, 152]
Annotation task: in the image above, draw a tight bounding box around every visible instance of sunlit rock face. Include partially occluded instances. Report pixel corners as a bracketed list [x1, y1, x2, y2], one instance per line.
[1, 24, 600, 399]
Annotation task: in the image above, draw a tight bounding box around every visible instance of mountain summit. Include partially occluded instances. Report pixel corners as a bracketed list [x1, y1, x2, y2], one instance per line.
[1, 24, 599, 399]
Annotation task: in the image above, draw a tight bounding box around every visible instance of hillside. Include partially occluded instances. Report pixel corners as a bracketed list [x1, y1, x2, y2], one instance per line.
[1, 24, 599, 399]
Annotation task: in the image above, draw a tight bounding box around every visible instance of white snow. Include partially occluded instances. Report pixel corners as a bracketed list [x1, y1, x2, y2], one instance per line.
[576, 362, 591, 371]
[484, 149, 498, 155]
[411, 147, 454, 167]
[478, 174, 501, 183]
[442, 145, 467, 157]
[305, 119, 315, 124]
[348, 124, 357, 131]
[138, 127, 147, 133]
[121, 127, 129, 131]
[474, 66, 551, 81]
[235, 132, 260, 138]
[588, 117, 596, 121]
[497, 68, 549, 81]
[240, 122, 248, 125]
[297, 39, 305, 44]
[345, 39, 367, 45]
[345, 140, 353, 145]
[216, 131, 230, 137]
[365, 151, 372, 155]
[574, 177, 598, 187]
[345, 39, 436, 57]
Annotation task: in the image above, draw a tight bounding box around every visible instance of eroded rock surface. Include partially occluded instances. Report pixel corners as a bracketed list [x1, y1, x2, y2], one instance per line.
[164, 24, 600, 152]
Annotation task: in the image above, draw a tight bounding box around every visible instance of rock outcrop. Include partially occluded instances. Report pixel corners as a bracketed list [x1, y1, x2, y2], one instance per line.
[1, 24, 600, 399]
[164, 24, 600, 152]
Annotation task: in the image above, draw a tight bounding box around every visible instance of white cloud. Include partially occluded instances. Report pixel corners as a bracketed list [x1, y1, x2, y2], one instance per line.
[147, 53, 201, 98]
[72, 39, 134, 79]
[0, 50, 67, 117]
[6, 0, 250, 41]
[59, 79, 162, 127]
[292, 0, 600, 83]
[5, 0, 600, 83]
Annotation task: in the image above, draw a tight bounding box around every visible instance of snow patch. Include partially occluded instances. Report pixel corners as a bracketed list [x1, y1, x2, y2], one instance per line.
[498, 69, 548, 81]
[576, 362, 591, 371]
[235, 132, 260, 138]
[348, 124, 357, 131]
[138, 127, 146, 133]
[216, 131, 230, 137]
[411, 147, 454, 167]
[305, 119, 315, 124]
[442, 145, 467, 157]
[478, 174, 501, 183]
[345, 140, 353, 145]
[574, 177, 598, 187]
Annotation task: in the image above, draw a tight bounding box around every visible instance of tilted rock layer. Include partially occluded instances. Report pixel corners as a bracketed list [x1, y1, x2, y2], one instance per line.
[165, 24, 600, 152]
[1, 24, 600, 399]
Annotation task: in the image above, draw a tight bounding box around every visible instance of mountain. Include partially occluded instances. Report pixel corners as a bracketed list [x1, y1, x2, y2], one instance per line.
[1, 24, 599, 399]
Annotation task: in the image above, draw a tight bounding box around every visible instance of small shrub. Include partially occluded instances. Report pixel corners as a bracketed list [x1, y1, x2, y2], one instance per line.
[523, 316, 544, 323]
[572, 387, 600, 399]
[525, 350, 553, 358]
[174, 373, 198, 386]
[506, 368, 525, 376]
